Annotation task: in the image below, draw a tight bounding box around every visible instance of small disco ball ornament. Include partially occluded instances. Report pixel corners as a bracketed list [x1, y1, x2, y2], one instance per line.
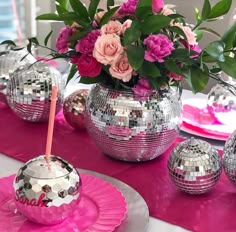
[168, 137, 222, 194]
[63, 89, 89, 130]
[0, 49, 36, 91]
[223, 130, 236, 184]
[207, 83, 236, 112]
[6, 62, 65, 122]
[13, 155, 81, 225]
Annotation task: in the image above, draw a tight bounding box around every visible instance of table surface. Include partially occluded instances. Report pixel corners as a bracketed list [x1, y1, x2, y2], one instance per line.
[0, 88, 225, 232]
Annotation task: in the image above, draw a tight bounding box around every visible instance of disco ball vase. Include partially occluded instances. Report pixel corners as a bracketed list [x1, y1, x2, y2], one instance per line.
[63, 89, 89, 130]
[0, 49, 36, 91]
[6, 62, 65, 122]
[223, 130, 236, 184]
[168, 137, 222, 194]
[85, 84, 181, 162]
[13, 155, 81, 225]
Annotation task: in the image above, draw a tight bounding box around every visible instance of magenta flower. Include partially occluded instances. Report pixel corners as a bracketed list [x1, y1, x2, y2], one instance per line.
[152, 0, 164, 13]
[75, 30, 101, 54]
[77, 54, 102, 77]
[56, 26, 73, 54]
[144, 34, 174, 63]
[132, 77, 155, 96]
[118, 0, 138, 15]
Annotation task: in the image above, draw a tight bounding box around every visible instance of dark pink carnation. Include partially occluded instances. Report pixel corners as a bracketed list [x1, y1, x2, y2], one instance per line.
[118, 0, 138, 15]
[77, 54, 102, 77]
[132, 77, 155, 96]
[144, 34, 174, 63]
[169, 72, 183, 81]
[181, 40, 201, 58]
[75, 30, 101, 54]
[56, 26, 73, 54]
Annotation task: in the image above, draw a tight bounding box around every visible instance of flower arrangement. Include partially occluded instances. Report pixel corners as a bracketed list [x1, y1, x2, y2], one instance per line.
[4, 0, 236, 96]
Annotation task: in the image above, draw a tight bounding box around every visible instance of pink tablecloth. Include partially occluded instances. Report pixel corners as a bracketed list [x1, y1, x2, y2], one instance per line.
[0, 103, 236, 232]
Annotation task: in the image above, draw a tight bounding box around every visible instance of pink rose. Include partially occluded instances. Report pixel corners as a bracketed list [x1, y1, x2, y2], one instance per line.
[93, 34, 124, 65]
[121, 19, 132, 34]
[162, 7, 174, 16]
[56, 26, 73, 54]
[76, 54, 102, 77]
[144, 34, 174, 63]
[132, 77, 155, 96]
[109, 53, 133, 82]
[75, 30, 101, 54]
[152, 0, 164, 13]
[101, 20, 122, 35]
[174, 23, 197, 46]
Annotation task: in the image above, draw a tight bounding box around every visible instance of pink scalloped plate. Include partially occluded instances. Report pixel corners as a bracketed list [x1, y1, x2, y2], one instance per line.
[0, 174, 128, 232]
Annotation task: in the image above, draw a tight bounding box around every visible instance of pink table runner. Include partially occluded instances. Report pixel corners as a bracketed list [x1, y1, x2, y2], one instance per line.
[0, 103, 236, 232]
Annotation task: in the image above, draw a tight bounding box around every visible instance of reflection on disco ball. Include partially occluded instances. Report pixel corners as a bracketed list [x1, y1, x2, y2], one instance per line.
[63, 89, 89, 130]
[168, 137, 222, 194]
[207, 83, 236, 112]
[6, 62, 65, 122]
[223, 130, 236, 184]
[13, 155, 81, 225]
[0, 49, 36, 91]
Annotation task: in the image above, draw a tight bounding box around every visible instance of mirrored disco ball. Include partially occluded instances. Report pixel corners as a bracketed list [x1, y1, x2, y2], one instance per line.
[0, 49, 36, 91]
[7, 62, 65, 122]
[63, 89, 89, 130]
[168, 137, 222, 194]
[223, 130, 236, 184]
[207, 83, 236, 112]
[13, 155, 81, 225]
[85, 84, 181, 162]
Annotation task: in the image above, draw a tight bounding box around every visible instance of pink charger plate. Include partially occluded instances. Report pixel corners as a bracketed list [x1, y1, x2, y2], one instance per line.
[0, 173, 128, 232]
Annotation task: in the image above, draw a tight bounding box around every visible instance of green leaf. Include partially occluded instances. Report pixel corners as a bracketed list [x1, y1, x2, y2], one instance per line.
[123, 21, 141, 45]
[88, 0, 100, 19]
[44, 30, 53, 46]
[66, 64, 77, 84]
[56, 0, 69, 10]
[164, 60, 182, 75]
[197, 27, 221, 38]
[221, 22, 236, 49]
[169, 26, 187, 41]
[69, 28, 91, 41]
[218, 56, 236, 78]
[127, 45, 144, 70]
[171, 49, 194, 64]
[60, 12, 88, 27]
[201, 53, 217, 63]
[208, 0, 232, 19]
[107, 0, 115, 9]
[36, 13, 61, 21]
[195, 8, 201, 23]
[56, 4, 68, 16]
[194, 29, 203, 41]
[69, 0, 89, 20]
[141, 15, 171, 34]
[0, 40, 16, 47]
[135, 0, 152, 18]
[190, 66, 209, 93]
[167, 14, 185, 19]
[201, 0, 211, 20]
[139, 61, 160, 78]
[204, 41, 225, 62]
[100, 6, 119, 26]
[80, 75, 104, 84]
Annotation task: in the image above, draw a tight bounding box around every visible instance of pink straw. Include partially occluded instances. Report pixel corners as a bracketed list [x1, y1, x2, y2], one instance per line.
[11, 0, 23, 42]
[45, 86, 58, 163]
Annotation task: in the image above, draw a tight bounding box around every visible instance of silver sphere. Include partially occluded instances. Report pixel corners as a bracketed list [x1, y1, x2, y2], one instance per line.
[6, 62, 65, 122]
[223, 130, 236, 184]
[168, 137, 222, 194]
[63, 89, 89, 130]
[0, 49, 36, 91]
[207, 83, 236, 112]
[13, 155, 81, 225]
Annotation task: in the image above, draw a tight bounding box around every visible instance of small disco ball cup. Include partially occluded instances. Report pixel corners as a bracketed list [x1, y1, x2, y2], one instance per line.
[223, 130, 236, 184]
[168, 137, 222, 194]
[6, 62, 65, 122]
[63, 89, 89, 130]
[13, 155, 81, 225]
[0, 49, 36, 91]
